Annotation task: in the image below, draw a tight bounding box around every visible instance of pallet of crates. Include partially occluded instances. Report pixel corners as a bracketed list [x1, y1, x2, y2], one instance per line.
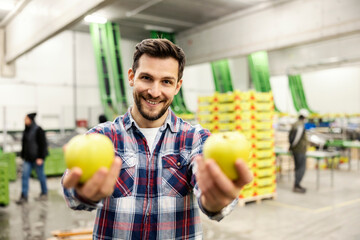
[197, 94, 216, 132]
[234, 90, 257, 205]
[211, 92, 238, 133]
[0, 162, 10, 206]
[0, 152, 17, 181]
[239, 90, 276, 205]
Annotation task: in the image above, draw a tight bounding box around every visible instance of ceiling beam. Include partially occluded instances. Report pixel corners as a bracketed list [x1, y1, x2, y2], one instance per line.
[125, 0, 164, 18]
[3, 0, 114, 63]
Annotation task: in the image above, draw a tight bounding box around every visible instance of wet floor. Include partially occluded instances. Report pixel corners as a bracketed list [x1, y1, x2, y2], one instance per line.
[1, 161, 360, 240]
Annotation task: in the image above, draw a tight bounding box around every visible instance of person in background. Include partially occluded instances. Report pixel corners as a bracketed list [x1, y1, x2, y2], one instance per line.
[288, 109, 309, 193]
[62, 38, 253, 239]
[16, 113, 49, 204]
[98, 114, 107, 124]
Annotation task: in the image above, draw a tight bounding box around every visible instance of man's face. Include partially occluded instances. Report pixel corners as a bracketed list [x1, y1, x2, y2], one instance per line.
[128, 54, 182, 126]
[24, 116, 31, 126]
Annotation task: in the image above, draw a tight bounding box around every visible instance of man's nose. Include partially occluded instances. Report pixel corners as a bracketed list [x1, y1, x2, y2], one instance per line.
[148, 83, 161, 98]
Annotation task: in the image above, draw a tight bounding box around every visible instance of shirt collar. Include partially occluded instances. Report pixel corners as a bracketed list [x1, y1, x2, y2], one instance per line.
[123, 107, 179, 133]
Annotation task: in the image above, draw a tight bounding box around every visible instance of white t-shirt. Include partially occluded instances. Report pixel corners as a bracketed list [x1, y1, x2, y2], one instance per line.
[138, 127, 160, 152]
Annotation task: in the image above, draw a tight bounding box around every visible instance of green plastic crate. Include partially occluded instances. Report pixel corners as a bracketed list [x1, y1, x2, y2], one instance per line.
[0, 152, 16, 181]
[32, 148, 66, 177]
[0, 162, 10, 206]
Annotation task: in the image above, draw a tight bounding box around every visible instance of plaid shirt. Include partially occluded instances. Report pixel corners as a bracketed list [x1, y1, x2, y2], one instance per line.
[63, 109, 238, 239]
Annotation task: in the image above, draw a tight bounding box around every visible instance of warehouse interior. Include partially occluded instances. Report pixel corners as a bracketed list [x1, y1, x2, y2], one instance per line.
[0, 0, 360, 239]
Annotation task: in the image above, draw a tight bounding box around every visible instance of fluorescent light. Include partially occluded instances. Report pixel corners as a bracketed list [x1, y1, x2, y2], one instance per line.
[0, 2, 15, 11]
[84, 14, 107, 24]
[144, 24, 174, 33]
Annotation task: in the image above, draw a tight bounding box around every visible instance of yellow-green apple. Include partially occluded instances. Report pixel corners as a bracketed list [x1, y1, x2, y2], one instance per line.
[203, 131, 250, 180]
[65, 133, 115, 183]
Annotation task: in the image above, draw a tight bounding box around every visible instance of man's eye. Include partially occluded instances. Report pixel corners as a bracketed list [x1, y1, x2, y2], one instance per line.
[163, 80, 172, 85]
[141, 76, 150, 80]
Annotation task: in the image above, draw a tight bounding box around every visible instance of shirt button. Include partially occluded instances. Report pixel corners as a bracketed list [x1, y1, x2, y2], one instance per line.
[147, 212, 150, 216]
[177, 162, 181, 166]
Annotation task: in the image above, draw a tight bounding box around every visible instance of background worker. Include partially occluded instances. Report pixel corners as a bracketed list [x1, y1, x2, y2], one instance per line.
[16, 112, 49, 204]
[289, 108, 309, 193]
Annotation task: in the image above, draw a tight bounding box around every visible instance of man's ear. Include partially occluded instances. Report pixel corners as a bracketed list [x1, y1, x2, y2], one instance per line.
[175, 79, 183, 95]
[128, 68, 134, 87]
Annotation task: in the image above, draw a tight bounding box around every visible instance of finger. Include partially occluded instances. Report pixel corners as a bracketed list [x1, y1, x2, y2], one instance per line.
[63, 167, 82, 189]
[195, 156, 213, 192]
[77, 167, 108, 200]
[234, 159, 253, 187]
[206, 160, 238, 199]
[100, 156, 122, 195]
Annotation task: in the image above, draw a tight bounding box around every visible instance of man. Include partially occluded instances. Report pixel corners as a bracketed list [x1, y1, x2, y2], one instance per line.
[62, 39, 253, 239]
[289, 109, 309, 193]
[17, 112, 49, 204]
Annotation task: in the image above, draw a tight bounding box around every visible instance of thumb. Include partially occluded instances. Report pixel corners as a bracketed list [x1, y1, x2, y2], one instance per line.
[234, 159, 253, 187]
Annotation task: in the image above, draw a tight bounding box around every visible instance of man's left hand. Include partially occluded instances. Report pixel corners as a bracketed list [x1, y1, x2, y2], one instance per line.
[36, 158, 44, 166]
[195, 156, 253, 213]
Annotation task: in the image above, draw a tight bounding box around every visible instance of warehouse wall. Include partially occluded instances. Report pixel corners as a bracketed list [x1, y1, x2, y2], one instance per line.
[1, 30, 359, 132]
[268, 33, 360, 114]
[0, 31, 138, 131]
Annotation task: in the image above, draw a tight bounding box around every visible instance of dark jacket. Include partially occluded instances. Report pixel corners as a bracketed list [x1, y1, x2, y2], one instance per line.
[289, 119, 307, 154]
[21, 122, 49, 162]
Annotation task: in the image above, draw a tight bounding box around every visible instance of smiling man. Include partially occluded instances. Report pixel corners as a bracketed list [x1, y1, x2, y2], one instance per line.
[62, 38, 252, 240]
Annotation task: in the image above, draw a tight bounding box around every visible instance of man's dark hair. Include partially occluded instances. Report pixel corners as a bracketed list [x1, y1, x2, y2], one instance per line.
[132, 38, 186, 81]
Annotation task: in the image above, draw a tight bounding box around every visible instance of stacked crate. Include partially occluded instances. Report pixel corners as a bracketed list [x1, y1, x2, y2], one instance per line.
[0, 152, 17, 181]
[197, 95, 216, 132]
[32, 148, 66, 177]
[239, 91, 276, 201]
[0, 162, 9, 206]
[197, 90, 276, 203]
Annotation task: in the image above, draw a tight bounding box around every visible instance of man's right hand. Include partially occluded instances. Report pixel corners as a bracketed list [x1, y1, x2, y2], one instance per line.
[63, 156, 122, 203]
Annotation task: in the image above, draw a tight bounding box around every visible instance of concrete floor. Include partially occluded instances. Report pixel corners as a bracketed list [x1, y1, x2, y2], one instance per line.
[1, 161, 360, 240]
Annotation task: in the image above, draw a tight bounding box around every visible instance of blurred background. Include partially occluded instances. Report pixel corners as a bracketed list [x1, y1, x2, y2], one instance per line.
[0, 0, 360, 239]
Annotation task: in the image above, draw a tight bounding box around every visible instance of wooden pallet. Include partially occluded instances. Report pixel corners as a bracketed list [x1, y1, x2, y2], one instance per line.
[238, 193, 277, 207]
[47, 228, 92, 240]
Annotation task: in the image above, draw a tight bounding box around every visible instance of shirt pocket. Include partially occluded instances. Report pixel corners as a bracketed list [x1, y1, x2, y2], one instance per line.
[112, 152, 137, 198]
[161, 152, 192, 197]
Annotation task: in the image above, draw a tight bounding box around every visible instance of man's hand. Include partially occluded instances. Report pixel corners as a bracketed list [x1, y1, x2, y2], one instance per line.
[63, 156, 122, 203]
[196, 156, 253, 213]
[36, 158, 44, 166]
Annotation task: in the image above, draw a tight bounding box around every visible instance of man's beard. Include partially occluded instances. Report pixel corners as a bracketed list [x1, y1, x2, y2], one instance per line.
[134, 92, 172, 121]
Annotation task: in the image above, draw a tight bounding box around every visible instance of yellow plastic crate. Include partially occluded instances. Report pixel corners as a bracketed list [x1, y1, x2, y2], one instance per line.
[250, 122, 273, 131]
[254, 175, 276, 187]
[198, 104, 213, 113]
[239, 90, 255, 102]
[250, 140, 274, 149]
[234, 121, 252, 131]
[251, 149, 274, 159]
[254, 166, 276, 178]
[248, 130, 274, 140]
[213, 122, 236, 132]
[250, 112, 274, 121]
[197, 114, 213, 123]
[239, 102, 252, 111]
[179, 113, 195, 120]
[198, 95, 215, 104]
[212, 113, 236, 122]
[252, 157, 275, 168]
[212, 103, 236, 113]
[254, 184, 276, 196]
[239, 187, 255, 199]
[251, 92, 273, 102]
[213, 92, 235, 103]
[250, 102, 275, 112]
[236, 111, 252, 121]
